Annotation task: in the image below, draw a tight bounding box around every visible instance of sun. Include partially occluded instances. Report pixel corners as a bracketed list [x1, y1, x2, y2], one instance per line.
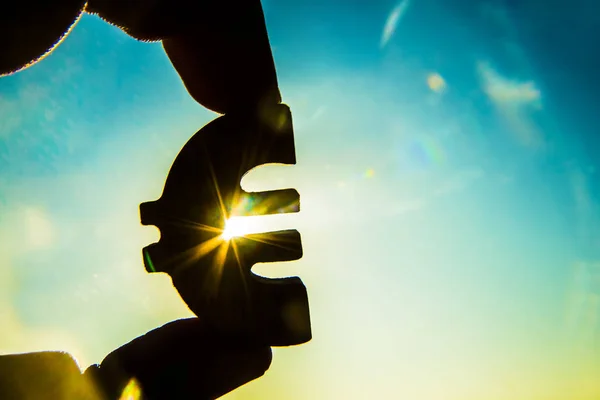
[220, 214, 289, 241]
[221, 216, 253, 240]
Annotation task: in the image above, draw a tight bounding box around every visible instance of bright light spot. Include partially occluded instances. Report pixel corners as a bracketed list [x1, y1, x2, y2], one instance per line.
[221, 215, 293, 241]
[119, 378, 142, 400]
[427, 73, 447, 93]
[364, 168, 375, 178]
[221, 216, 254, 240]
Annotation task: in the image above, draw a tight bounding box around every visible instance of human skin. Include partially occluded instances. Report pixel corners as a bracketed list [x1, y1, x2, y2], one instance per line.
[0, 1, 281, 398]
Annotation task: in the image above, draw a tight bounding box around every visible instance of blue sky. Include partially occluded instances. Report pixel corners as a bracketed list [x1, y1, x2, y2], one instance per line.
[1, 0, 599, 398]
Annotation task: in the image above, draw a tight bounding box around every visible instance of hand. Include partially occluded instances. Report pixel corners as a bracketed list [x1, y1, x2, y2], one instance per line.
[1, 1, 279, 398]
[0, 0, 281, 114]
[0, 318, 272, 399]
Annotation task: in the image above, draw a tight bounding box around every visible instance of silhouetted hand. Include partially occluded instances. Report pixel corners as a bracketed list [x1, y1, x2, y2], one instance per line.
[1, 0, 281, 398]
[0, 318, 272, 399]
[1, 0, 281, 114]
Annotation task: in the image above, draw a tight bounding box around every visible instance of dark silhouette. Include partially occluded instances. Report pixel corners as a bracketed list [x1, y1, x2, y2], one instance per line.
[140, 103, 311, 346]
[1, 0, 281, 114]
[0, 0, 311, 398]
[0, 320, 272, 399]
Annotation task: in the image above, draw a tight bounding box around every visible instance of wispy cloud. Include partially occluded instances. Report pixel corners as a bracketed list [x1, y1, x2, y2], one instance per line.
[478, 62, 540, 103]
[477, 61, 543, 148]
[380, 0, 411, 49]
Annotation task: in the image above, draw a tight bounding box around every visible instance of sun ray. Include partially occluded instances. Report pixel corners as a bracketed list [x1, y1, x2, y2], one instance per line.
[150, 234, 225, 275]
[242, 234, 299, 252]
[204, 146, 230, 226]
[194, 235, 226, 260]
[231, 240, 251, 298]
[148, 140, 299, 299]
[165, 215, 223, 234]
[206, 239, 230, 296]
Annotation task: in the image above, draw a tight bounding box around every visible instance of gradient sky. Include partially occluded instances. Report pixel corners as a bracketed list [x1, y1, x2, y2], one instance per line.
[1, 0, 599, 398]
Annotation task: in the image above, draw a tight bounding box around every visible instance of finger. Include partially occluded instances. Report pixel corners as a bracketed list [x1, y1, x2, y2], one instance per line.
[0, 352, 102, 400]
[161, 1, 281, 114]
[0, 0, 86, 76]
[86, 0, 200, 42]
[87, 0, 281, 114]
[3, 0, 281, 114]
[86, 318, 272, 399]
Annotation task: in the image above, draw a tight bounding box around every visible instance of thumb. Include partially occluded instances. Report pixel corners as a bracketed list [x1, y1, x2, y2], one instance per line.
[85, 318, 272, 399]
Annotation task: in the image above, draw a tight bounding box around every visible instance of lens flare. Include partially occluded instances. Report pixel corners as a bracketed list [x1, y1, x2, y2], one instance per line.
[221, 216, 254, 240]
[427, 72, 447, 93]
[119, 378, 142, 400]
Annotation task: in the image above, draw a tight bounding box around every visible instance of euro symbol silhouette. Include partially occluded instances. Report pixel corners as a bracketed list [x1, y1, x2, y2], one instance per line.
[139, 104, 311, 346]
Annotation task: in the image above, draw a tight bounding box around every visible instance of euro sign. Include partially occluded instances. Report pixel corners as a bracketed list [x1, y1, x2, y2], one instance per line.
[139, 104, 311, 346]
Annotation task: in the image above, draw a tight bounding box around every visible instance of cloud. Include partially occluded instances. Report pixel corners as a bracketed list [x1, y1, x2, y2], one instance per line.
[478, 63, 540, 103]
[477, 61, 543, 147]
[380, 0, 411, 49]
[476, 3, 544, 148]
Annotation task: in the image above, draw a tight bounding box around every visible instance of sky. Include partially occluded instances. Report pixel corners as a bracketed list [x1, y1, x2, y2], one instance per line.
[1, 0, 599, 398]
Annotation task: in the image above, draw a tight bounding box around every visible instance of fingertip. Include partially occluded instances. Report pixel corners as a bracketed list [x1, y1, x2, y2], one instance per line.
[161, 0, 281, 114]
[256, 345, 274, 376]
[0, 0, 86, 76]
